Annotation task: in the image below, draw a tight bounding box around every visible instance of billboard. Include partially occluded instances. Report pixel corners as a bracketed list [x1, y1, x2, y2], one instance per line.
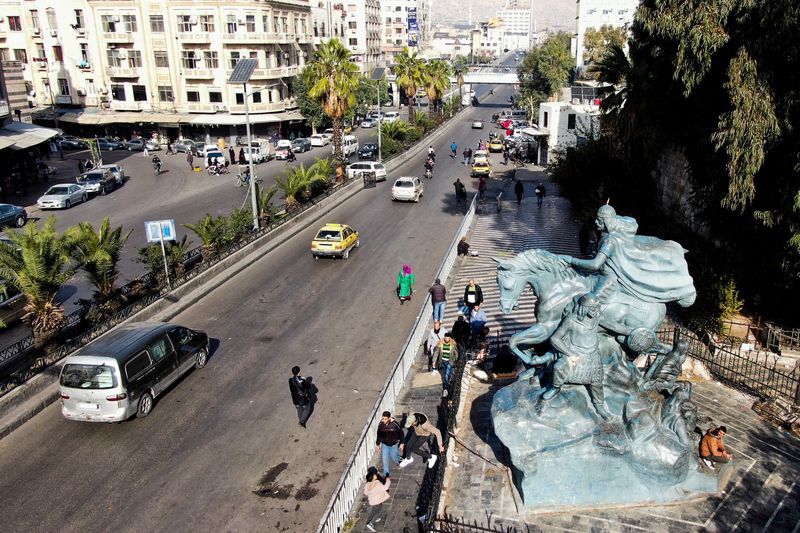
[408, 7, 419, 46]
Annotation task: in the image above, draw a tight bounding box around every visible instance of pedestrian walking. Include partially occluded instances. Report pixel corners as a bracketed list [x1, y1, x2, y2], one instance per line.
[429, 278, 447, 322]
[187, 151, 194, 170]
[462, 147, 470, 165]
[514, 179, 524, 205]
[143, 146, 149, 157]
[238, 147, 245, 165]
[399, 412, 444, 469]
[466, 147, 473, 162]
[478, 176, 487, 201]
[85, 158, 94, 171]
[503, 148, 509, 165]
[450, 140, 458, 158]
[453, 178, 466, 204]
[375, 411, 404, 477]
[77, 160, 84, 174]
[288, 366, 313, 427]
[463, 279, 484, 315]
[426, 320, 446, 372]
[363, 466, 390, 532]
[434, 331, 459, 398]
[535, 182, 546, 208]
[396, 264, 414, 304]
[476, 139, 482, 150]
[229, 146, 235, 163]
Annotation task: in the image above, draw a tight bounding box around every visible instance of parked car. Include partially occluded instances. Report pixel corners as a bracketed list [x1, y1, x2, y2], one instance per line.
[310, 223, 360, 260]
[358, 143, 379, 161]
[274, 140, 293, 160]
[322, 129, 335, 142]
[174, 139, 197, 153]
[37, 183, 88, 209]
[309, 134, 330, 147]
[360, 118, 378, 128]
[125, 138, 161, 151]
[0, 203, 27, 228]
[391, 176, 424, 202]
[203, 150, 226, 167]
[95, 137, 125, 151]
[77, 169, 118, 196]
[346, 161, 387, 181]
[0, 278, 25, 327]
[58, 136, 88, 150]
[382, 112, 400, 123]
[99, 163, 125, 185]
[291, 138, 312, 153]
[472, 120, 484, 129]
[58, 323, 209, 422]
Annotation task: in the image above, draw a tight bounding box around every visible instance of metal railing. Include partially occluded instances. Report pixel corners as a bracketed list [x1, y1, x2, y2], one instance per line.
[315, 195, 477, 533]
[429, 513, 522, 533]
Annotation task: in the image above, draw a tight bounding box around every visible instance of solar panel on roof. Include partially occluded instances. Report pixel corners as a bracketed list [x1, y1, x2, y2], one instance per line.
[228, 58, 258, 84]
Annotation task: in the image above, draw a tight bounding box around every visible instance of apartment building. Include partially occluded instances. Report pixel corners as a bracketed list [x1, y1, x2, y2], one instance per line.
[380, 0, 430, 60]
[575, 0, 639, 68]
[309, 1, 379, 72]
[309, 1, 346, 49]
[0, 0, 314, 140]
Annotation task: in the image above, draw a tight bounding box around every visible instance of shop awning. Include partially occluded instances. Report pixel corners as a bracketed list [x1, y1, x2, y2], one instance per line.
[186, 112, 290, 126]
[0, 122, 61, 150]
[55, 110, 305, 127]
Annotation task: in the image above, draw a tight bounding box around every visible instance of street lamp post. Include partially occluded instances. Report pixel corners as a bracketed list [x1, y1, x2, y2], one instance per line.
[371, 68, 385, 163]
[228, 59, 260, 230]
[44, 80, 64, 160]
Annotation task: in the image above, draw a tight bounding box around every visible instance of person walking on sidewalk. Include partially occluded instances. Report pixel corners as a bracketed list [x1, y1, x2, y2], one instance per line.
[434, 331, 459, 398]
[450, 141, 458, 158]
[288, 366, 313, 427]
[400, 412, 444, 469]
[375, 411, 404, 477]
[396, 264, 415, 304]
[462, 147, 470, 165]
[429, 278, 447, 322]
[463, 279, 484, 315]
[229, 146, 236, 164]
[187, 151, 194, 170]
[515, 179, 524, 205]
[363, 466, 390, 532]
[77, 160, 84, 174]
[453, 178, 467, 204]
[502, 147, 509, 165]
[535, 182, 546, 208]
[426, 320, 446, 372]
[478, 176, 487, 201]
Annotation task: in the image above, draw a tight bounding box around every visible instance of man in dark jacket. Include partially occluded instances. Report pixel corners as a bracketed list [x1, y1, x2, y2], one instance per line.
[463, 279, 484, 314]
[289, 366, 312, 427]
[399, 412, 444, 469]
[451, 315, 471, 353]
[375, 411, 404, 477]
[429, 278, 447, 322]
[514, 179, 524, 205]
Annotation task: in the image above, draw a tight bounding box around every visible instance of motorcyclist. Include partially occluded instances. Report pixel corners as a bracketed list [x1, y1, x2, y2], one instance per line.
[427, 146, 435, 160]
[286, 148, 296, 162]
[152, 155, 162, 173]
[424, 157, 434, 178]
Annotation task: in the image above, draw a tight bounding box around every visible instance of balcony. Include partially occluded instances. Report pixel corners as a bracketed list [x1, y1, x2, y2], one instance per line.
[229, 101, 285, 114]
[296, 33, 314, 44]
[176, 32, 212, 43]
[75, 28, 88, 38]
[186, 103, 219, 113]
[263, 32, 294, 43]
[222, 31, 270, 43]
[106, 67, 140, 78]
[55, 95, 73, 105]
[183, 68, 215, 79]
[110, 101, 148, 111]
[102, 32, 135, 43]
[251, 66, 298, 79]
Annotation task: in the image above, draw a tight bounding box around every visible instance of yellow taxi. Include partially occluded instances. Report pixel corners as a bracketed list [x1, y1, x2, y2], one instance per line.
[310, 223, 360, 260]
[471, 161, 492, 178]
[487, 138, 504, 152]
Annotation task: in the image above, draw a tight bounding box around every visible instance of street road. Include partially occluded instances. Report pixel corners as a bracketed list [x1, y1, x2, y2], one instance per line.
[0, 78, 517, 531]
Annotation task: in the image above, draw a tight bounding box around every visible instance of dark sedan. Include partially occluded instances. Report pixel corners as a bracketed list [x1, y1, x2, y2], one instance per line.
[58, 136, 88, 150]
[291, 138, 312, 153]
[358, 143, 379, 160]
[96, 138, 125, 151]
[0, 203, 27, 228]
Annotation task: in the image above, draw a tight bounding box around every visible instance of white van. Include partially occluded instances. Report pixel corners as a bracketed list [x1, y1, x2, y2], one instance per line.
[333, 135, 359, 157]
[242, 138, 271, 164]
[196, 143, 221, 157]
[498, 110, 528, 123]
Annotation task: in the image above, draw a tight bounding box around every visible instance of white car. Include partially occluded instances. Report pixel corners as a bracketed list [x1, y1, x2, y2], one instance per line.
[37, 183, 88, 209]
[347, 162, 387, 181]
[391, 176, 424, 202]
[309, 134, 330, 147]
[360, 118, 378, 128]
[204, 150, 226, 167]
[472, 120, 484, 129]
[382, 112, 400, 123]
[322, 129, 334, 142]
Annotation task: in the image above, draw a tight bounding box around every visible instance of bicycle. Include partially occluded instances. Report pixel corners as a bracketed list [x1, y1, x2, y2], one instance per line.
[235, 172, 261, 187]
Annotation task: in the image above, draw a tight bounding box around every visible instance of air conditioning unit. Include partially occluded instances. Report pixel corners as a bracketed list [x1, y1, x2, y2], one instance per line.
[100, 95, 109, 102]
[189, 16, 198, 25]
[77, 28, 86, 35]
[0, 16, 5, 23]
[99, 88, 108, 94]
[32, 28, 41, 35]
[49, 29, 58, 37]
[214, 105, 227, 112]
[77, 88, 86, 96]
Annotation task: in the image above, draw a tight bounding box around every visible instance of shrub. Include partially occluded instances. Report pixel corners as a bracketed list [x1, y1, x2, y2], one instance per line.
[225, 208, 254, 244]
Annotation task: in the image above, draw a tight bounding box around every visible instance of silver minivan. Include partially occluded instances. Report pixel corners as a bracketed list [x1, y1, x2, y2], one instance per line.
[59, 323, 209, 422]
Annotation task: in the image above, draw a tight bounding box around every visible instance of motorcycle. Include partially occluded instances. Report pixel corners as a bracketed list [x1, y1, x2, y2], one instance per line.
[153, 161, 162, 175]
[208, 163, 229, 176]
[424, 168, 433, 180]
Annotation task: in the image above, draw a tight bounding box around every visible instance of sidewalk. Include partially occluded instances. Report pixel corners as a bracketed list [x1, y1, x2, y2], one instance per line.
[347, 168, 580, 532]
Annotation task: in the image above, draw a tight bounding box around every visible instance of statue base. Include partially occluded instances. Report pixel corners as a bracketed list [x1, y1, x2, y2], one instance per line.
[491, 379, 719, 509]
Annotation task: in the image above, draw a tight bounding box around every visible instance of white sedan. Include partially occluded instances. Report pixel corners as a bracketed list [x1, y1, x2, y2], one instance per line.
[472, 120, 484, 129]
[391, 176, 424, 203]
[309, 134, 330, 147]
[37, 183, 88, 209]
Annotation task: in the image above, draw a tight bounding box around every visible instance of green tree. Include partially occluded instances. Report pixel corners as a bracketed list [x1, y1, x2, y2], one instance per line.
[306, 39, 360, 170]
[0, 218, 77, 347]
[255, 183, 279, 225]
[67, 218, 131, 302]
[582, 25, 628, 67]
[379, 120, 411, 142]
[517, 33, 573, 118]
[276, 159, 331, 210]
[354, 78, 389, 118]
[185, 214, 226, 262]
[422, 59, 452, 117]
[295, 68, 329, 135]
[393, 47, 425, 123]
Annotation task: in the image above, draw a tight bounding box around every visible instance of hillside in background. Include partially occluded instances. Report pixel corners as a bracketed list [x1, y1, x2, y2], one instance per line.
[431, 0, 575, 34]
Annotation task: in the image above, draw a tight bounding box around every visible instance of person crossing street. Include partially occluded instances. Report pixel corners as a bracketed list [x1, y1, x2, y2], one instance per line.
[450, 141, 458, 158]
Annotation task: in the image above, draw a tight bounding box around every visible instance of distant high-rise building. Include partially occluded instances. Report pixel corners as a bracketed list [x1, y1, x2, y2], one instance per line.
[380, 0, 431, 60]
[575, 0, 640, 68]
[311, 0, 381, 72]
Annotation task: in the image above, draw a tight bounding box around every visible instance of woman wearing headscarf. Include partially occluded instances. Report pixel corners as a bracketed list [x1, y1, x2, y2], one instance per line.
[396, 264, 415, 304]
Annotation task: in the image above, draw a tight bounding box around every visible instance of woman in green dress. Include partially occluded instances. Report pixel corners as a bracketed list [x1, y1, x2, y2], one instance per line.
[396, 264, 415, 304]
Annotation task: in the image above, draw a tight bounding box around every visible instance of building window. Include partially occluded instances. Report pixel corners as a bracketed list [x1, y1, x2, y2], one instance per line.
[181, 51, 199, 69]
[101, 15, 117, 32]
[46, 8, 57, 30]
[79, 44, 89, 63]
[53, 46, 64, 62]
[132, 85, 147, 101]
[229, 51, 240, 69]
[282, 17, 288, 32]
[57, 78, 70, 96]
[200, 15, 214, 32]
[122, 15, 137, 33]
[150, 15, 164, 33]
[273, 16, 279, 34]
[186, 90, 200, 102]
[8, 16, 22, 31]
[30, 10, 40, 31]
[154, 50, 169, 67]
[348, 21, 357, 30]
[235, 93, 244, 105]
[203, 51, 218, 69]
[313, 22, 318, 37]
[86, 79, 96, 95]
[543, 111, 548, 128]
[14, 49, 27, 63]
[128, 50, 142, 68]
[158, 86, 174, 102]
[209, 91, 222, 103]
[263, 15, 270, 33]
[252, 92, 262, 103]
[275, 51, 282, 67]
[245, 15, 255, 32]
[177, 15, 191, 32]
[0, 49, 8, 62]
[35, 43, 45, 60]
[111, 84, 126, 101]
[226, 15, 237, 33]
[107, 49, 123, 67]
[74, 10, 85, 29]
[567, 113, 576, 130]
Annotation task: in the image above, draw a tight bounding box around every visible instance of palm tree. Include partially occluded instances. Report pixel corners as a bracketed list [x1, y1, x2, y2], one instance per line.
[255, 183, 279, 225]
[380, 120, 411, 142]
[423, 59, 452, 118]
[587, 43, 634, 155]
[0, 217, 77, 347]
[67, 218, 131, 302]
[276, 161, 330, 210]
[306, 39, 360, 171]
[185, 214, 225, 262]
[393, 47, 425, 123]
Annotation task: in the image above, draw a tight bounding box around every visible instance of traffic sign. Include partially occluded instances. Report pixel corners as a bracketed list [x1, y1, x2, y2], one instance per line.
[145, 220, 176, 243]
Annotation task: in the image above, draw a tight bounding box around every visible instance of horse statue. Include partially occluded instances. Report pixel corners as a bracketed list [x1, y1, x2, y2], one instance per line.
[494, 249, 668, 365]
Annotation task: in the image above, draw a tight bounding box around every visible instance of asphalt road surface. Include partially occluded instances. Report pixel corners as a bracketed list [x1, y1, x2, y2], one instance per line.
[0, 79, 517, 532]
